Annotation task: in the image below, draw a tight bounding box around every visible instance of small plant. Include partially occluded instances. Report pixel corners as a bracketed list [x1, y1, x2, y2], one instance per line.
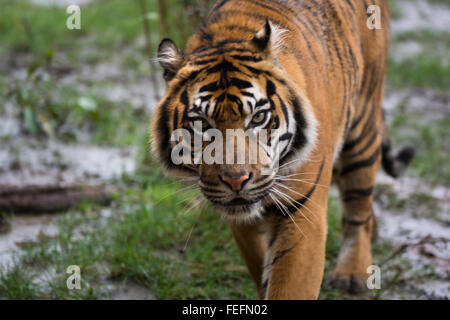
[0, 212, 12, 234]
[6, 49, 56, 137]
[4, 49, 91, 140]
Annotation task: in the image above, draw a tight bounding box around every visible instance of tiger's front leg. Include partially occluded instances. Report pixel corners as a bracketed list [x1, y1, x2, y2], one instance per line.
[262, 186, 329, 300]
[229, 220, 268, 299]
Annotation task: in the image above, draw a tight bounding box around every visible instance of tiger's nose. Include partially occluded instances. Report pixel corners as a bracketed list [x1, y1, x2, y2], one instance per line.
[220, 174, 250, 192]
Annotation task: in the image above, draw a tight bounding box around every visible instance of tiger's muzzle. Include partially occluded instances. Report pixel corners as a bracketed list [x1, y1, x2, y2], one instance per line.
[199, 164, 275, 219]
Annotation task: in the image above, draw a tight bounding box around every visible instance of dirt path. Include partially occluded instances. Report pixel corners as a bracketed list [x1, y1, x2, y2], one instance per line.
[374, 173, 449, 299]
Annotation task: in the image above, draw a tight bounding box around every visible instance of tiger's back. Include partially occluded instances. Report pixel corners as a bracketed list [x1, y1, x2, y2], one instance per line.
[186, 0, 391, 162]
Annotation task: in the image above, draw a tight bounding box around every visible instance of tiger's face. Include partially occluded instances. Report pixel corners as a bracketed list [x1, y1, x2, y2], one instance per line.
[188, 71, 281, 219]
[151, 21, 317, 221]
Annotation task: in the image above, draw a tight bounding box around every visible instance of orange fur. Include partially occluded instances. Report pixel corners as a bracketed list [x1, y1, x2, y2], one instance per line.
[150, 0, 410, 299]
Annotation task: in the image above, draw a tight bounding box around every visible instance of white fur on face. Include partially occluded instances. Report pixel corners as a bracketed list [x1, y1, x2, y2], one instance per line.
[220, 201, 265, 224]
[277, 94, 319, 176]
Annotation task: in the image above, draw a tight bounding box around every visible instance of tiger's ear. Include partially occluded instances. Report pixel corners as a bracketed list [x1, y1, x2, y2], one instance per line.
[252, 19, 272, 52]
[158, 39, 184, 82]
[252, 19, 285, 60]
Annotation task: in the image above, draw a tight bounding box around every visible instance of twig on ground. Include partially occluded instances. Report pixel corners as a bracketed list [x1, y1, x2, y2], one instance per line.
[380, 236, 449, 267]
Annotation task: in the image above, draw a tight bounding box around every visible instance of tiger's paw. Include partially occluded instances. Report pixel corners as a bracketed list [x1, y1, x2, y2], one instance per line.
[328, 271, 367, 293]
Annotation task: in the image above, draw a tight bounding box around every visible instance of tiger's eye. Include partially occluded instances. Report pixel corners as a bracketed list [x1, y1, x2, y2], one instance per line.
[252, 111, 267, 125]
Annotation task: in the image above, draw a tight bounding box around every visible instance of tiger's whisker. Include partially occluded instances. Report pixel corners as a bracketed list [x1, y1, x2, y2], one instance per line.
[183, 224, 195, 252]
[273, 185, 317, 221]
[269, 191, 307, 239]
[181, 194, 205, 216]
[175, 186, 201, 206]
[276, 156, 323, 171]
[272, 182, 324, 210]
[155, 183, 199, 206]
[271, 187, 315, 224]
[274, 177, 330, 189]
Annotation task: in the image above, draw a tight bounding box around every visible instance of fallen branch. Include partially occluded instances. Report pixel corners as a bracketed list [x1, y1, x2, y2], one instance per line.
[0, 185, 113, 213]
[380, 236, 449, 267]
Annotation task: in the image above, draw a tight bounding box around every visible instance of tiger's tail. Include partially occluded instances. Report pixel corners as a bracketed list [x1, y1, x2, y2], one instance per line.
[381, 126, 415, 178]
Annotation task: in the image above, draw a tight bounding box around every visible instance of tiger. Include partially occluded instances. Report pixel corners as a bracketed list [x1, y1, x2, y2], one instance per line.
[150, 0, 414, 299]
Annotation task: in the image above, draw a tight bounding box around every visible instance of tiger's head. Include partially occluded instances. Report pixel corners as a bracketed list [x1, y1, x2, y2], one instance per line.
[151, 21, 318, 222]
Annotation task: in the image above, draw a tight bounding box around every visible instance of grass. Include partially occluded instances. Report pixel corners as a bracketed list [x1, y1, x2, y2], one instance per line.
[0, 0, 212, 60]
[0, 0, 158, 146]
[386, 0, 402, 20]
[4, 68, 148, 146]
[0, 264, 43, 300]
[374, 184, 445, 224]
[0, 132, 384, 300]
[0, 0, 158, 57]
[387, 27, 450, 184]
[410, 116, 450, 183]
[388, 103, 450, 184]
[388, 28, 450, 91]
[387, 56, 450, 90]
[393, 30, 450, 47]
[0, 155, 255, 299]
[0, 154, 395, 300]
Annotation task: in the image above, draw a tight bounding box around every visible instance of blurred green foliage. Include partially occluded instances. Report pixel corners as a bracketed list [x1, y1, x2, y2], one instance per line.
[0, 0, 215, 143]
[0, 0, 213, 56]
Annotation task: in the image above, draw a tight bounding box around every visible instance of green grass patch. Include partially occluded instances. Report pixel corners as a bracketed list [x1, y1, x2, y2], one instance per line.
[393, 30, 450, 47]
[0, 0, 159, 56]
[386, 0, 402, 20]
[3, 52, 147, 146]
[0, 160, 256, 299]
[389, 104, 450, 184]
[0, 0, 213, 59]
[374, 184, 444, 222]
[387, 55, 450, 90]
[0, 157, 355, 300]
[388, 28, 450, 91]
[0, 171, 415, 300]
[0, 264, 43, 300]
